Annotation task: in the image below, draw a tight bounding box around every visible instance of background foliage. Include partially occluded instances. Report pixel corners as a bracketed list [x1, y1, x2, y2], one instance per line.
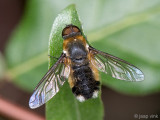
[2, 0, 160, 120]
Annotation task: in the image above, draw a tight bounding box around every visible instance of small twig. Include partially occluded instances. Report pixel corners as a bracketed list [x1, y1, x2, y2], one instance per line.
[0, 97, 45, 120]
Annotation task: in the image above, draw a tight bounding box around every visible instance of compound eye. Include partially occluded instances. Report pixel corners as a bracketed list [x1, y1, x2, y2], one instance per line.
[62, 25, 81, 39]
[62, 27, 72, 36]
[72, 26, 80, 33]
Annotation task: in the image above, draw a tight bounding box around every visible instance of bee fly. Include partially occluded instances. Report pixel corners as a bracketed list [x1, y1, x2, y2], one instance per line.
[29, 24, 144, 109]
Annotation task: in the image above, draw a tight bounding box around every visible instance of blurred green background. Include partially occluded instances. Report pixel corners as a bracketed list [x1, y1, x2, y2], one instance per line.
[0, 0, 160, 120]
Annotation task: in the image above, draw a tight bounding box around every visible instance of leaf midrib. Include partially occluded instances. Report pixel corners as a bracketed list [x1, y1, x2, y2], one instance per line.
[88, 6, 160, 42]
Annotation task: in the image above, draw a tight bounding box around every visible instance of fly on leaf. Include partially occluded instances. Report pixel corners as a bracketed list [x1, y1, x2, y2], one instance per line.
[29, 24, 144, 109]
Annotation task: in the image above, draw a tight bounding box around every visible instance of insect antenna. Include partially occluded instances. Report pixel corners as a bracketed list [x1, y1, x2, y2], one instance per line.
[48, 55, 59, 60]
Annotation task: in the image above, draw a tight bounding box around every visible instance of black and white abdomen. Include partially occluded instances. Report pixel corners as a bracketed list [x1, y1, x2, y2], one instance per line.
[67, 40, 100, 102]
[72, 65, 100, 102]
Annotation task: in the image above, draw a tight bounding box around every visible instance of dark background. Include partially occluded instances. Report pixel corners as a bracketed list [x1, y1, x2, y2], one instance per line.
[0, 0, 160, 120]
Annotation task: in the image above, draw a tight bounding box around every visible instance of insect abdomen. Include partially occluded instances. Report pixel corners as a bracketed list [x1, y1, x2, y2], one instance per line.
[72, 65, 100, 101]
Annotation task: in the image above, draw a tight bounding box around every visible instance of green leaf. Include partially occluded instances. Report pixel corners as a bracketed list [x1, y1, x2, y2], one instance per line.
[5, 0, 160, 97]
[0, 52, 6, 79]
[46, 4, 103, 120]
[88, 6, 160, 95]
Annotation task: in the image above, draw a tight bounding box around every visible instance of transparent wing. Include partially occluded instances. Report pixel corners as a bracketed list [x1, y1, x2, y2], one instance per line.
[29, 54, 70, 109]
[89, 46, 144, 81]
